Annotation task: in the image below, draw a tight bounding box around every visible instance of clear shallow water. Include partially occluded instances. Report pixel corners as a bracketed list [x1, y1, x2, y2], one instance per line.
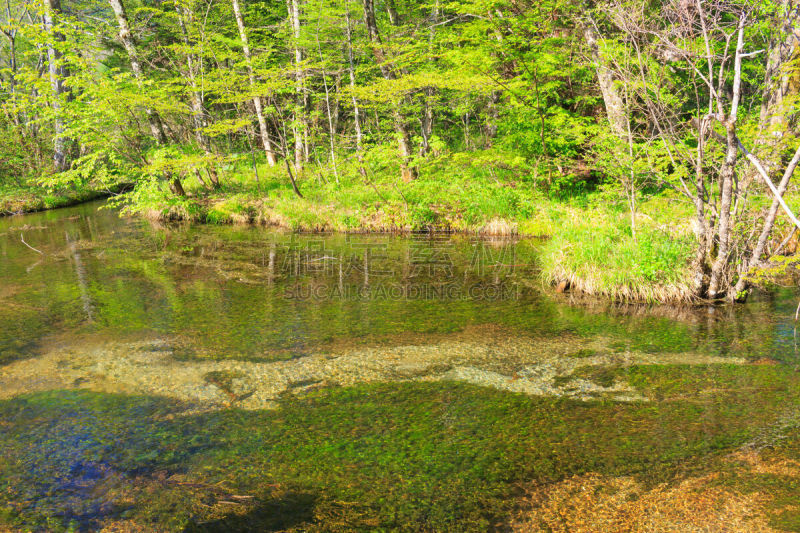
[1, 201, 543, 363]
[2, 201, 800, 531]
[2, 200, 799, 365]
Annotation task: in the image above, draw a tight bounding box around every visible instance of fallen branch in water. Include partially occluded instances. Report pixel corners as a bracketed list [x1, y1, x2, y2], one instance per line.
[20, 234, 43, 255]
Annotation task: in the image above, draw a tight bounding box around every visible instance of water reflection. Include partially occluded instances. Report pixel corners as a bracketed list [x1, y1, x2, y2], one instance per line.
[1, 201, 799, 366]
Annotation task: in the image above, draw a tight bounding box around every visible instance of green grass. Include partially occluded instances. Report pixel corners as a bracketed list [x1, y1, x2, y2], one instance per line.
[121, 148, 543, 233]
[537, 201, 696, 303]
[0, 182, 128, 216]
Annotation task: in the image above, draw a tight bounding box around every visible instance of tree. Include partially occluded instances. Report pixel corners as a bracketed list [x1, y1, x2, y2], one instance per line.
[287, 0, 305, 170]
[107, 0, 185, 196]
[362, 0, 416, 182]
[174, 0, 220, 188]
[42, 0, 70, 172]
[230, 0, 277, 166]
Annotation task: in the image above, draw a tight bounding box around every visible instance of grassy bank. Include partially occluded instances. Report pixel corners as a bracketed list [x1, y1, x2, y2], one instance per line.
[20, 152, 797, 304]
[0, 183, 131, 217]
[537, 204, 696, 303]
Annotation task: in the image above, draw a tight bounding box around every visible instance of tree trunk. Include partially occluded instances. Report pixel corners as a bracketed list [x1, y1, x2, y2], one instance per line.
[419, 0, 439, 157]
[486, 91, 500, 144]
[42, 0, 70, 172]
[1, 8, 20, 126]
[733, 145, 800, 299]
[583, 22, 627, 138]
[287, 0, 305, 171]
[175, 3, 219, 187]
[708, 23, 745, 299]
[760, 0, 799, 137]
[108, 0, 185, 195]
[751, 0, 799, 182]
[362, 0, 416, 182]
[108, 0, 166, 144]
[345, 1, 368, 179]
[691, 118, 710, 297]
[706, 122, 738, 298]
[231, 0, 277, 166]
[270, 99, 304, 198]
[385, 0, 399, 25]
[315, 20, 339, 183]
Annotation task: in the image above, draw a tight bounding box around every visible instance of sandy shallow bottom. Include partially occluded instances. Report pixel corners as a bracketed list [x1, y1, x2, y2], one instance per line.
[0, 326, 745, 409]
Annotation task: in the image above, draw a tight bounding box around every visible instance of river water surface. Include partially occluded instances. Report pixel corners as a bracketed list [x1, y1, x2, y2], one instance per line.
[2, 202, 800, 531]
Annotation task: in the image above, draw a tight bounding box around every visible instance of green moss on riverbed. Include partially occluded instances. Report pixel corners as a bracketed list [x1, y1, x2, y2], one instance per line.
[3, 367, 800, 531]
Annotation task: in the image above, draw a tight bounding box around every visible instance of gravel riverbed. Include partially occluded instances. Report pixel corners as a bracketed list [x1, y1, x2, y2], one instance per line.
[0, 327, 746, 409]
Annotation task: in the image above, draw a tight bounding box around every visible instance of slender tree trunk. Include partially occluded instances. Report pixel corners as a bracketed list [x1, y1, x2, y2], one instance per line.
[419, 0, 439, 157]
[583, 21, 627, 138]
[270, 99, 304, 198]
[315, 20, 339, 183]
[230, 0, 277, 166]
[331, 73, 341, 134]
[42, 0, 69, 172]
[362, 0, 416, 182]
[691, 118, 710, 297]
[175, 3, 219, 187]
[287, 0, 305, 170]
[345, 1, 368, 179]
[624, 93, 636, 240]
[108, 0, 185, 196]
[486, 91, 500, 145]
[2, 5, 15, 93]
[385, 0, 399, 25]
[1, 4, 20, 126]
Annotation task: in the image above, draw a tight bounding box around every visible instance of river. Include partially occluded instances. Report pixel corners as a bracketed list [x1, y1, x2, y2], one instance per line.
[1, 201, 799, 531]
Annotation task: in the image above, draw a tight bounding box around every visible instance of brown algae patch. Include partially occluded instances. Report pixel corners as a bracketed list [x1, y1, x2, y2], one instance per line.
[511, 472, 776, 533]
[731, 450, 800, 478]
[0, 331, 746, 409]
[511, 443, 800, 533]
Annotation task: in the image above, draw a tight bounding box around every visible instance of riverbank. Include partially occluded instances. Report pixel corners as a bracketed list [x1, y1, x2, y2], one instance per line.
[0, 183, 132, 217]
[5, 167, 795, 304]
[120, 164, 704, 303]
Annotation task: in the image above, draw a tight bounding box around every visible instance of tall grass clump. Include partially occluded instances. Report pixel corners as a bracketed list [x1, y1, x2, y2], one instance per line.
[539, 209, 695, 303]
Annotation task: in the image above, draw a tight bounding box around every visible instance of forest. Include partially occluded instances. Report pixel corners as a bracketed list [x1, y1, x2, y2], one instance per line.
[0, 0, 798, 303]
